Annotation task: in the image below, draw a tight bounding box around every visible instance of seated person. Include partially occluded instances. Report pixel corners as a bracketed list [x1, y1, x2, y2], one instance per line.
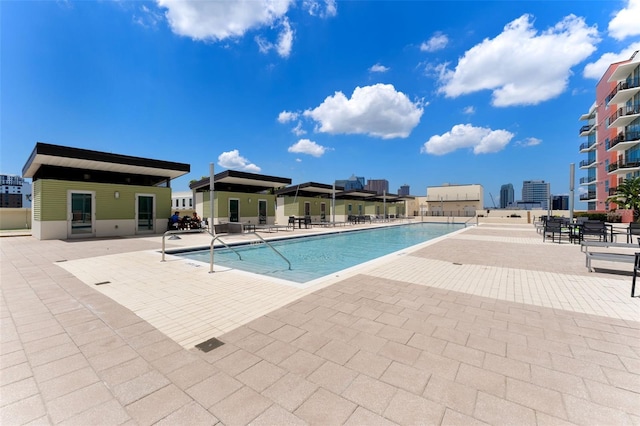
[191, 212, 201, 229]
[169, 211, 180, 229]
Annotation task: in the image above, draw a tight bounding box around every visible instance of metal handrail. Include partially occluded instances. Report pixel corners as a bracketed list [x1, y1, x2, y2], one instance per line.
[209, 232, 291, 274]
[161, 228, 209, 261]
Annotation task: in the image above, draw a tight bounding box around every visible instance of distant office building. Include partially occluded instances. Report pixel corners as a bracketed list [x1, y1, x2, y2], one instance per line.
[522, 180, 550, 210]
[335, 175, 365, 191]
[365, 179, 389, 195]
[552, 195, 569, 210]
[499, 183, 514, 208]
[398, 184, 410, 196]
[1, 174, 30, 208]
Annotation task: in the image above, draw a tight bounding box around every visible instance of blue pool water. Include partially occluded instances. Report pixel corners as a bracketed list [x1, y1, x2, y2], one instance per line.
[177, 223, 464, 283]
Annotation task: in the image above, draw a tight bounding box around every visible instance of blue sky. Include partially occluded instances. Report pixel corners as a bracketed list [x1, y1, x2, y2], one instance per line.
[2, 0, 640, 208]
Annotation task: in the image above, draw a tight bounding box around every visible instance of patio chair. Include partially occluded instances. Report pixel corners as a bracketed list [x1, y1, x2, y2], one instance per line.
[577, 220, 609, 243]
[628, 222, 640, 244]
[632, 252, 640, 297]
[543, 219, 571, 243]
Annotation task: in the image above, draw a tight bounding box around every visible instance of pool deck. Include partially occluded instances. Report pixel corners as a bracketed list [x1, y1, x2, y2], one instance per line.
[1, 222, 639, 425]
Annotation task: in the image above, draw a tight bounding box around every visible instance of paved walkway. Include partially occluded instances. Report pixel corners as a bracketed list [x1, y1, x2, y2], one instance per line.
[1, 223, 639, 425]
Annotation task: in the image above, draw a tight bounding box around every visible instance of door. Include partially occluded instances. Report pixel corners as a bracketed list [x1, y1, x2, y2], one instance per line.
[229, 199, 239, 222]
[304, 202, 310, 217]
[320, 203, 326, 220]
[136, 194, 155, 233]
[68, 191, 95, 238]
[258, 200, 267, 224]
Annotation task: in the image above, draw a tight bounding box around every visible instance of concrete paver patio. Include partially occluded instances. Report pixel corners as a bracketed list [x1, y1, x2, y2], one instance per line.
[1, 223, 639, 425]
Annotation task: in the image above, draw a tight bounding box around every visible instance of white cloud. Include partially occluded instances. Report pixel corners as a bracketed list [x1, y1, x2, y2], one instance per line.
[276, 18, 293, 57]
[420, 33, 449, 52]
[292, 121, 306, 136]
[608, 0, 640, 40]
[303, 84, 423, 139]
[583, 42, 640, 79]
[157, 0, 293, 40]
[421, 124, 514, 155]
[278, 111, 299, 123]
[438, 14, 599, 106]
[218, 149, 261, 172]
[303, 0, 337, 18]
[133, 5, 162, 28]
[288, 139, 329, 157]
[516, 137, 542, 147]
[370, 63, 390, 73]
[463, 106, 475, 115]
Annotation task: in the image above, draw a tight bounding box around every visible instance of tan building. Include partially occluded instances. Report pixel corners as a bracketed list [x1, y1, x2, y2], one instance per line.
[422, 184, 483, 217]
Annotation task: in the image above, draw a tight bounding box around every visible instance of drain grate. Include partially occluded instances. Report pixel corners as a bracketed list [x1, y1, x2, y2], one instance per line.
[94, 281, 111, 286]
[453, 262, 462, 265]
[55, 260, 67, 263]
[195, 337, 225, 353]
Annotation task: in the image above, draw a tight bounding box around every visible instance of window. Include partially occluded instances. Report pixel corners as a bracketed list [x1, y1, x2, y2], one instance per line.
[182, 199, 185, 207]
[189, 199, 192, 207]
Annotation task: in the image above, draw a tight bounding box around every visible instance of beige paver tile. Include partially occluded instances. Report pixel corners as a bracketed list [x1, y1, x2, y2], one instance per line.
[87, 345, 139, 372]
[380, 361, 430, 395]
[165, 358, 218, 390]
[564, 394, 635, 425]
[249, 404, 307, 426]
[506, 342, 552, 368]
[342, 374, 397, 415]
[0, 394, 47, 425]
[235, 332, 275, 353]
[376, 324, 414, 344]
[153, 401, 217, 425]
[315, 339, 358, 365]
[213, 348, 261, 376]
[270, 324, 306, 343]
[31, 353, 89, 383]
[377, 340, 421, 366]
[506, 377, 568, 419]
[348, 331, 388, 353]
[406, 332, 447, 354]
[235, 360, 286, 392]
[345, 349, 392, 378]
[432, 326, 469, 346]
[482, 353, 531, 382]
[254, 339, 298, 364]
[185, 371, 242, 408]
[294, 388, 357, 425]
[530, 364, 589, 399]
[414, 350, 461, 381]
[384, 389, 445, 425]
[569, 344, 626, 370]
[344, 406, 398, 426]
[210, 386, 273, 426]
[248, 316, 286, 334]
[323, 323, 360, 343]
[125, 384, 191, 425]
[0, 377, 39, 408]
[473, 391, 536, 426]
[423, 375, 477, 416]
[442, 342, 485, 367]
[602, 366, 640, 393]
[441, 408, 490, 426]
[112, 370, 171, 405]
[262, 372, 317, 411]
[307, 360, 358, 394]
[39, 366, 101, 402]
[278, 349, 325, 377]
[456, 362, 506, 398]
[290, 331, 332, 353]
[46, 381, 114, 423]
[584, 378, 640, 417]
[0, 362, 33, 386]
[59, 399, 131, 426]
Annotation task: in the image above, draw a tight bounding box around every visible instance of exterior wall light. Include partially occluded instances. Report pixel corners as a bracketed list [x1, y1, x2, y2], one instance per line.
[114, 191, 120, 199]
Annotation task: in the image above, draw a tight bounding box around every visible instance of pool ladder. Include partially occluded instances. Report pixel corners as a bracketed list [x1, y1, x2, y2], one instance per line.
[160, 228, 291, 273]
[208, 232, 291, 274]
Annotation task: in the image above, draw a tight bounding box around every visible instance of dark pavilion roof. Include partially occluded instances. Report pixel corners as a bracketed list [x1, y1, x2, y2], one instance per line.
[274, 182, 344, 197]
[22, 142, 190, 186]
[189, 170, 291, 193]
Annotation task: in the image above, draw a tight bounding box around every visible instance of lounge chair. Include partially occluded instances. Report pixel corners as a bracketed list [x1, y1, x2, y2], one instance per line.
[577, 221, 610, 243]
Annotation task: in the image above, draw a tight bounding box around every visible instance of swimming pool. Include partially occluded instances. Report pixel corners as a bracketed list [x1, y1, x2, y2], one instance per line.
[176, 222, 464, 284]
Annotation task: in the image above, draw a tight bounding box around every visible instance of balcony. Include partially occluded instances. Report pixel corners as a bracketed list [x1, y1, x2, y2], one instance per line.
[579, 124, 595, 136]
[579, 159, 597, 169]
[609, 187, 618, 196]
[607, 130, 640, 152]
[608, 158, 640, 175]
[608, 104, 640, 128]
[579, 141, 597, 153]
[579, 176, 596, 185]
[579, 191, 597, 201]
[606, 78, 640, 105]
